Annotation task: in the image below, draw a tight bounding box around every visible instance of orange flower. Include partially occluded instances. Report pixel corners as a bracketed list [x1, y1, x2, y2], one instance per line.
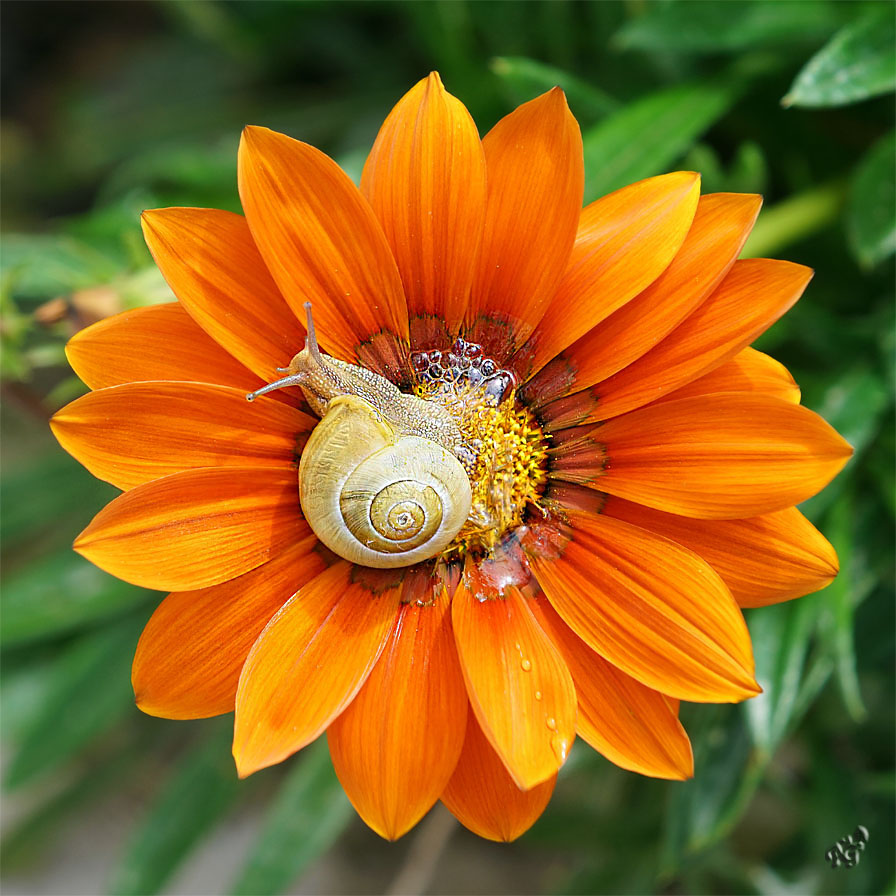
[51, 73, 852, 842]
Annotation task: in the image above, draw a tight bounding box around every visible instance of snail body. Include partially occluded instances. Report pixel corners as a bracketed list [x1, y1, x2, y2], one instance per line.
[247, 304, 473, 568]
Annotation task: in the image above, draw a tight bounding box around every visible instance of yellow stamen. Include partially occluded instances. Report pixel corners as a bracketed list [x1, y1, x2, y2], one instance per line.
[415, 381, 548, 558]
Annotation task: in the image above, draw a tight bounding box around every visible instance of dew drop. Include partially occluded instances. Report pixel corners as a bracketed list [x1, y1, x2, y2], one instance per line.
[551, 734, 571, 764]
[521, 658, 532, 672]
[545, 717, 557, 731]
[534, 690, 543, 701]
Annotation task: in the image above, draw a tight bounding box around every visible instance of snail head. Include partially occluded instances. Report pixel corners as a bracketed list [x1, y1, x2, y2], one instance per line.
[246, 302, 330, 402]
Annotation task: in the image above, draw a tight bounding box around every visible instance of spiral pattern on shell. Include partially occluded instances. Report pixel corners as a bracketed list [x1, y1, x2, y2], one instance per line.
[298, 395, 472, 569]
[356, 481, 442, 551]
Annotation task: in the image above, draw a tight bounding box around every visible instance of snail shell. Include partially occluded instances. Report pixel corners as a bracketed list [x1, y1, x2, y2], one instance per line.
[299, 394, 473, 568]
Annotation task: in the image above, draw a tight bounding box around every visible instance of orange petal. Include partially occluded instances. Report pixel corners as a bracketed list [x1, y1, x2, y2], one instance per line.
[547, 258, 812, 424]
[467, 89, 584, 360]
[441, 707, 556, 842]
[233, 561, 401, 777]
[238, 126, 408, 379]
[603, 497, 839, 607]
[550, 394, 852, 518]
[328, 585, 468, 839]
[361, 73, 486, 348]
[51, 383, 313, 490]
[522, 193, 761, 406]
[451, 569, 576, 789]
[653, 347, 800, 405]
[516, 172, 700, 379]
[132, 536, 325, 719]
[141, 208, 307, 381]
[526, 513, 759, 702]
[66, 303, 255, 391]
[530, 597, 693, 779]
[74, 467, 304, 591]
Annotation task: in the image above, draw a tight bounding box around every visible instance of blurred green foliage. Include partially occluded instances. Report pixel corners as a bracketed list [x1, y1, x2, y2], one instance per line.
[1, 1, 893, 894]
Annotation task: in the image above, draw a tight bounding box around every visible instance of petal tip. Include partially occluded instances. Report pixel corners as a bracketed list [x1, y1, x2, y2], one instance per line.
[377, 820, 409, 842]
[672, 169, 701, 187]
[64, 333, 85, 360]
[132, 691, 165, 719]
[527, 84, 570, 115]
[660, 746, 695, 781]
[239, 124, 273, 154]
[232, 748, 258, 780]
[711, 190, 764, 222]
[823, 543, 840, 578]
[546, 85, 570, 111]
[139, 208, 175, 241]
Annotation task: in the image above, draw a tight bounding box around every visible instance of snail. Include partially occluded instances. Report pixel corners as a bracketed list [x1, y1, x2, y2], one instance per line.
[247, 304, 473, 568]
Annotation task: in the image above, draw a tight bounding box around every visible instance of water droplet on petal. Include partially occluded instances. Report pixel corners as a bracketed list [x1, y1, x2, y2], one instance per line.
[521, 658, 532, 672]
[545, 717, 557, 731]
[551, 733, 571, 764]
[534, 690, 543, 701]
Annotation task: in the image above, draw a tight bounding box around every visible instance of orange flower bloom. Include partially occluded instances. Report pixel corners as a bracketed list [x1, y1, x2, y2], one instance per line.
[51, 73, 851, 842]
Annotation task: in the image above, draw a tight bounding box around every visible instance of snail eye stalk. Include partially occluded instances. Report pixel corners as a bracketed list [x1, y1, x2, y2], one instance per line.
[303, 301, 325, 366]
[245, 375, 306, 402]
[246, 302, 323, 401]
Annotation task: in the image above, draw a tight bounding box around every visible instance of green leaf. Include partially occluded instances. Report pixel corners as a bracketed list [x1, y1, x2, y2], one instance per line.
[0, 449, 118, 554]
[814, 367, 890, 460]
[491, 57, 619, 124]
[741, 180, 846, 258]
[1, 234, 122, 299]
[725, 141, 769, 195]
[1, 549, 152, 648]
[109, 722, 243, 896]
[615, 0, 842, 54]
[816, 496, 872, 721]
[682, 141, 768, 194]
[0, 656, 57, 743]
[661, 705, 761, 868]
[96, 142, 239, 210]
[848, 130, 896, 268]
[230, 738, 353, 896]
[745, 599, 820, 754]
[798, 366, 890, 520]
[680, 144, 726, 194]
[2, 748, 137, 871]
[581, 82, 739, 201]
[783, 7, 896, 107]
[4, 615, 143, 789]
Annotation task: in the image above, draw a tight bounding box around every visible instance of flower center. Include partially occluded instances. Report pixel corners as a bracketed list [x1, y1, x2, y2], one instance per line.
[411, 339, 549, 559]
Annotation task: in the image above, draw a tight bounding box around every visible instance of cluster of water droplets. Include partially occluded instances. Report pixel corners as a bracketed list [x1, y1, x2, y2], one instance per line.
[515, 640, 568, 763]
[410, 337, 516, 406]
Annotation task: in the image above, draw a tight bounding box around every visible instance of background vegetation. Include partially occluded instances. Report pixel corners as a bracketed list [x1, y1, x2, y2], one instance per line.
[2, 1, 893, 893]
